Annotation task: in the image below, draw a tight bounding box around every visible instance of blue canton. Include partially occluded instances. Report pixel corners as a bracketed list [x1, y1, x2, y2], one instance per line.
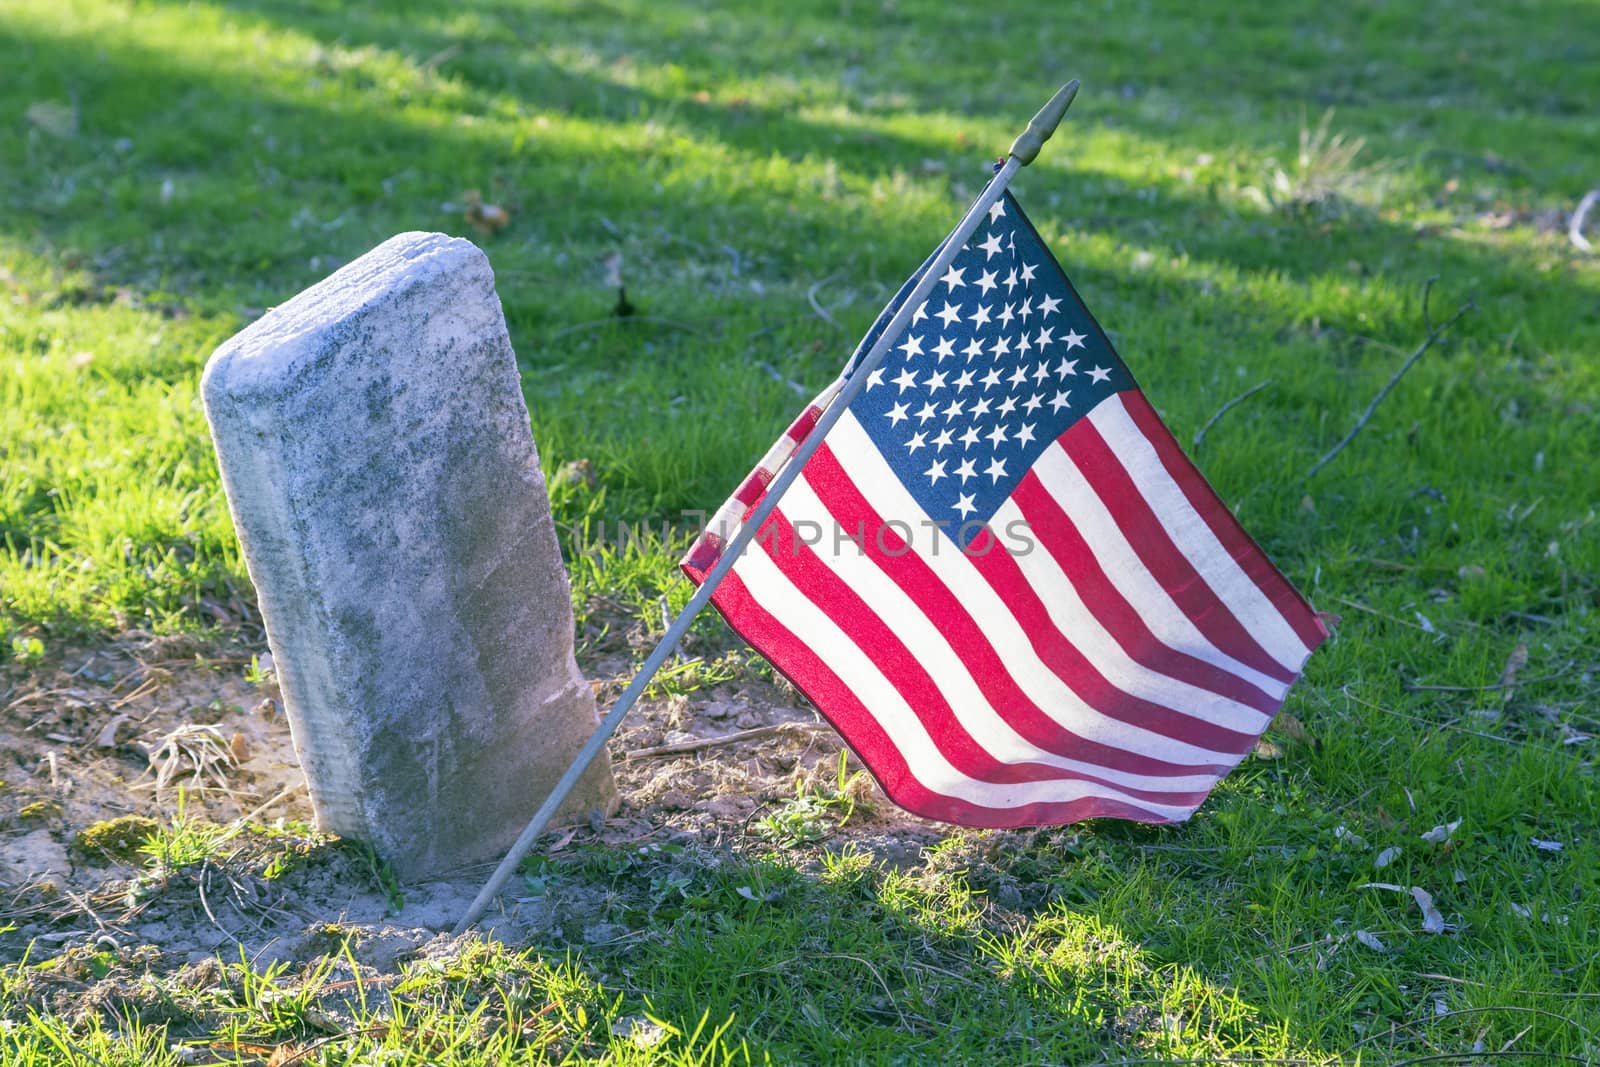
[846, 188, 1133, 546]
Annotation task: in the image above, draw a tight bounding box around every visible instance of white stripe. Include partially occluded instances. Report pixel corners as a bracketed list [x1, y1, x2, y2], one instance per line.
[731, 538, 1199, 819]
[822, 413, 1242, 767]
[992, 494, 1272, 732]
[1089, 395, 1311, 670]
[780, 476, 1225, 795]
[1029, 443, 1292, 699]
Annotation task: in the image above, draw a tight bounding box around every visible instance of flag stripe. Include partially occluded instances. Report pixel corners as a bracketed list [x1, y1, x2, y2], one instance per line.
[1027, 443, 1296, 695]
[1088, 397, 1315, 667]
[1063, 411, 1308, 673]
[716, 551, 1199, 823]
[813, 415, 1243, 768]
[960, 525, 1264, 754]
[776, 476, 1230, 794]
[997, 477, 1282, 717]
[754, 507, 1219, 806]
[1115, 391, 1327, 652]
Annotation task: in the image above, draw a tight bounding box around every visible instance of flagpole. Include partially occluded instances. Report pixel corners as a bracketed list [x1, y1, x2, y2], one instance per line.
[454, 80, 1080, 933]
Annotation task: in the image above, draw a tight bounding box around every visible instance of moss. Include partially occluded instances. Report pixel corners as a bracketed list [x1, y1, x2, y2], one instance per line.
[75, 815, 160, 862]
[18, 800, 61, 821]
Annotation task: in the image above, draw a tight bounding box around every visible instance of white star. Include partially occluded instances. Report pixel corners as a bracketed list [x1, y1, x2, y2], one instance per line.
[932, 428, 954, 451]
[1034, 326, 1054, 350]
[998, 302, 1016, 329]
[1019, 296, 1034, 322]
[953, 492, 978, 518]
[953, 369, 975, 392]
[990, 335, 1011, 358]
[912, 300, 929, 324]
[1048, 390, 1071, 412]
[980, 367, 1004, 389]
[962, 337, 987, 361]
[925, 458, 948, 484]
[986, 423, 1009, 448]
[970, 396, 992, 419]
[958, 425, 982, 449]
[915, 401, 939, 424]
[941, 265, 966, 291]
[975, 269, 999, 296]
[1016, 332, 1033, 356]
[1032, 362, 1051, 385]
[987, 199, 1006, 223]
[1063, 328, 1087, 350]
[1039, 294, 1062, 318]
[866, 367, 885, 390]
[1008, 365, 1029, 388]
[898, 334, 925, 359]
[1015, 423, 1037, 446]
[978, 231, 1004, 259]
[906, 431, 928, 454]
[892, 366, 919, 393]
[936, 302, 963, 328]
[1088, 365, 1113, 385]
[942, 398, 965, 421]
[969, 304, 992, 329]
[955, 458, 978, 483]
[984, 457, 1008, 483]
[997, 394, 1018, 417]
[1003, 268, 1018, 293]
[1022, 393, 1044, 414]
[932, 335, 957, 361]
[925, 369, 948, 393]
[886, 402, 910, 427]
[1020, 262, 1038, 286]
[1055, 357, 1078, 378]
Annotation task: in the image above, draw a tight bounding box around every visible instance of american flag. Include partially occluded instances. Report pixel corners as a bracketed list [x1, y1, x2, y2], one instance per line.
[683, 180, 1327, 826]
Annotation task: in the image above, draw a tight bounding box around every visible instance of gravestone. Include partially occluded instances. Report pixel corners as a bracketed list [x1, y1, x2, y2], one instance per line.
[202, 232, 618, 880]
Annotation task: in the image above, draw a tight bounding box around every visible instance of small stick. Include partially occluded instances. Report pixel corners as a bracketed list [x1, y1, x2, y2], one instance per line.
[1306, 277, 1474, 480]
[1403, 666, 1571, 693]
[1570, 188, 1597, 252]
[623, 721, 831, 760]
[807, 273, 845, 331]
[1192, 379, 1273, 449]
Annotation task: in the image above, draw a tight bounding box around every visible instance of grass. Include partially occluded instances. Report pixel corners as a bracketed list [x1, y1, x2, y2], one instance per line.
[2, 0, 1598, 1062]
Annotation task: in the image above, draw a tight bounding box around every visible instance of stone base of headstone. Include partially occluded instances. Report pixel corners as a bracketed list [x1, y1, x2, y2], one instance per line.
[202, 232, 618, 881]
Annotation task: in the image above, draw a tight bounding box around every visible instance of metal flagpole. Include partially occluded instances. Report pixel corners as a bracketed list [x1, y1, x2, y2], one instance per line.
[454, 80, 1080, 933]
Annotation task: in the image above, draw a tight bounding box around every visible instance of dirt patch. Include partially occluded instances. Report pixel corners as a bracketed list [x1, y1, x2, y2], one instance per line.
[1, 628, 946, 984]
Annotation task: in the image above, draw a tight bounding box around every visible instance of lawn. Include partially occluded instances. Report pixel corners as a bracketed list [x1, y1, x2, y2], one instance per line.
[2, 0, 1598, 1063]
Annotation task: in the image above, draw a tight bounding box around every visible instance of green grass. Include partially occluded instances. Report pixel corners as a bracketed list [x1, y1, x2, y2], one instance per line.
[3, 0, 1599, 1062]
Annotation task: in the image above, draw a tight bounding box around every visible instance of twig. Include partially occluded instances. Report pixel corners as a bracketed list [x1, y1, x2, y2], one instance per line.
[1345, 1005, 1593, 1053]
[1306, 277, 1474, 480]
[1341, 684, 1519, 745]
[623, 721, 831, 760]
[1193, 379, 1273, 449]
[1415, 972, 1600, 1000]
[1570, 188, 1597, 253]
[758, 361, 809, 396]
[1391, 1053, 1588, 1066]
[1404, 665, 1572, 693]
[807, 273, 845, 331]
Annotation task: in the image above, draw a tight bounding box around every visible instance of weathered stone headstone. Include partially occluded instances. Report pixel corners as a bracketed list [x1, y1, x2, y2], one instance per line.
[202, 232, 618, 880]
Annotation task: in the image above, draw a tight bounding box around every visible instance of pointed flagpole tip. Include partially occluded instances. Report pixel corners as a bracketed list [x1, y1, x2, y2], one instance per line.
[1008, 80, 1080, 166]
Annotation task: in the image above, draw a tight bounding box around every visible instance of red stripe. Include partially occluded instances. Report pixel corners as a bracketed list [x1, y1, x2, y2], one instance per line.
[708, 569, 1183, 826]
[962, 528, 1261, 757]
[1062, 419, 1302, 682]
[801, 445, 1234, 778]
[1010, 469, 1281, 713]
[785, 404, 823, 444]
[754, 509, 1216, 806]
[1117, 391, 1327, 651]
[733, 466, 773, 508]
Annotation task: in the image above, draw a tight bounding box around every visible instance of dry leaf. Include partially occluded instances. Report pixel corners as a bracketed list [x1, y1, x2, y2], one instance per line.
[1420, 820, 1460, 844]
[1411, 886, 1447, 934]
[1498, 643, 1529, 700]
[1375, 846, 1402, 868]
[1252, 737, 1284, 760]
[1530, 837, 1563, 852]
[229, 731, 250, 764]
[1354, 929, 1387, 952]
[1273, 712, 1315, 746]
[95, 714, 133, 748]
